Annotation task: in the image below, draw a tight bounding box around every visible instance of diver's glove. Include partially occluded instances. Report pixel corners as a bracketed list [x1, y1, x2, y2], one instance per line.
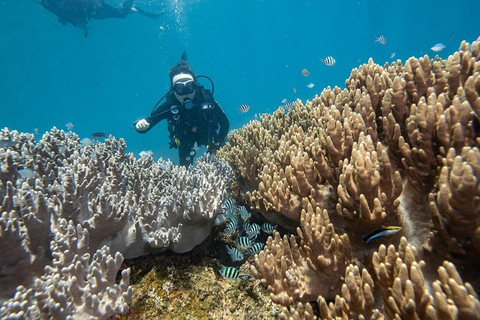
[135, 119, 150, 132]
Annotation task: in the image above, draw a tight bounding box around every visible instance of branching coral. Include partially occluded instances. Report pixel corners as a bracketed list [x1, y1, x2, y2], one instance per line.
[0, 127, 233, 317]
[252, 203, 352, 305]
[219, 37, 480, 317]
[0, 219, 133, 319]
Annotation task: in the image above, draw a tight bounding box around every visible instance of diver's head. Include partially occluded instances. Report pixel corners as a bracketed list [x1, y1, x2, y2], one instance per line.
[169, 51, 197, 109]
[172, 73, 196, 108]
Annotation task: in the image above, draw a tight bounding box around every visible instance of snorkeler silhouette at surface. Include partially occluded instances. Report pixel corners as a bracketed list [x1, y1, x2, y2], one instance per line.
[35, 0, 165, 37]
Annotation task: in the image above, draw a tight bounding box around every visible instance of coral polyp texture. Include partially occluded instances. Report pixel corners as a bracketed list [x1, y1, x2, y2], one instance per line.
[218, 37, 480, 318]
[0, 129, 233, 318]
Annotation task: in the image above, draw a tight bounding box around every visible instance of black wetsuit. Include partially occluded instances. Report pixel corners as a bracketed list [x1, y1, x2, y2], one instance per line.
[139, 86, 229, 166]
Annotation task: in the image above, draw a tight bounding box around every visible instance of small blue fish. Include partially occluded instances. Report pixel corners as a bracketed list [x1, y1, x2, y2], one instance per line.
[226, 245, 244, 262]
[362, 226, 402, 243]
[65, 122, 74, 130]
[80, 138, 94, 146]
[247, 242, 264, 255]
[236, 237, 253, 250]
[261, 222, 277, 234]
[219, 267, 248, 281]
[430, 43, 446, 52]
[18, 168, 35, 179]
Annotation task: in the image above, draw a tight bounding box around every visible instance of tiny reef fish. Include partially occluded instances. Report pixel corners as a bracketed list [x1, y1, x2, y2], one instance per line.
[362, 226, 402, 243]
[219, 267, 248, 281]
[91, 132, 107, 138]
[430, 43, 446, 52]
[65, 122, 74, 130]
[226, 245, 244, 262]
[374, 35, 387, 45]
[222, 198, 235, 213]
[261, 222, 277, 234]
[320, 56, 336, 66]
[247, 242, 264, 255]
[236, 236, 253, 250]
[301, 68, 310, 77]
[224, 220, 238, 233]
[307, 83, 315, 89]
[238, 104, 250, 113]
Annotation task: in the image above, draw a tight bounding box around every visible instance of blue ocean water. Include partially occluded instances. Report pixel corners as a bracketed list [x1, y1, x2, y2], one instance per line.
[1, 0, 479, 164]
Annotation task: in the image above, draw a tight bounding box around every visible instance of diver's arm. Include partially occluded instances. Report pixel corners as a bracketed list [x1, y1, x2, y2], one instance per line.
[135, 101, 171, 134]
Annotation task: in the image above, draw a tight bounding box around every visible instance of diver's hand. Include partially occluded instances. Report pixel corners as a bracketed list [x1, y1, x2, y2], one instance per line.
[135, 119, 150, 132]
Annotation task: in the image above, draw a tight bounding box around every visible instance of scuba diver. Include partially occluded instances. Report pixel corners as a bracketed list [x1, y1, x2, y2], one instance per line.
[36, 0, 165, 37]
[134, 52, 230, 167]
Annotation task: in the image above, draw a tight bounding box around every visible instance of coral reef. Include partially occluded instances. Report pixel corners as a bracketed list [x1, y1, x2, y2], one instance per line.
[0, 129, 233, 318]
[117, 237, 280, 320]
[218, 37, 480, 318]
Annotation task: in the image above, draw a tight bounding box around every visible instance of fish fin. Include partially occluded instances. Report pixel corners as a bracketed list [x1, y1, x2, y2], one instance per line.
[362, 234, 372, 243]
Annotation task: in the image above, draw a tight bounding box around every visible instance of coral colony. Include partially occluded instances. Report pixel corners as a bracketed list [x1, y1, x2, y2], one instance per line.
[1, 37, 480, 319]
[0, 131, 233, 319]
[218, 38, 480, 318]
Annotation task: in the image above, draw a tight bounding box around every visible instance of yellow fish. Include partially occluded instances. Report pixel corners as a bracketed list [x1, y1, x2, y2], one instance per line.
[362, 226, 402, 243]
[301, 69, 310, 77]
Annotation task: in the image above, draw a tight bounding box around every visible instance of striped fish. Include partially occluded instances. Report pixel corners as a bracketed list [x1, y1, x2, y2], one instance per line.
[222, 198, 235, 213]
[320, 56, 336, 66]
[247, 242, 264, 255]
[224, 220, 238, 233]
[362, 226, 402, 243]
[261, 222, 277, 234]
[238, 206, 250, 221]
[246, 223, 260, 239]
[283, 101, 294, 111]
[226, 245, 244, 262]
[238, 104, 250, 113]
[219, 267, 248, 281]
[236, 236, 253, 250]
[374, 35, 387, 45]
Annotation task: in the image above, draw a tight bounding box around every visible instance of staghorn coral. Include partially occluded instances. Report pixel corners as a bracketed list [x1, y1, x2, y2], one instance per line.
[219, 37, 480, 317]
[0, 127, 233, 317]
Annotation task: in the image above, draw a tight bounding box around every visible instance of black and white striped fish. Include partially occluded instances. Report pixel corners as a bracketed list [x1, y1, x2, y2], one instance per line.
[236, 236, 253, 250]
[219, 267, 249, 281]
[374, 35, 387, 45]
[224, 220, 238, 233]
[238, 206, 250, 221]
[283, 101, 294, 111]
[320, 56, 336, 66]
[261, 222, 277, 234]
[247, 242, 264, 255]
[221, 198, 235, 213]
[246, 223, 260, 239]
[226, 245, 244, 262]
[238, 104, 250, 113]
